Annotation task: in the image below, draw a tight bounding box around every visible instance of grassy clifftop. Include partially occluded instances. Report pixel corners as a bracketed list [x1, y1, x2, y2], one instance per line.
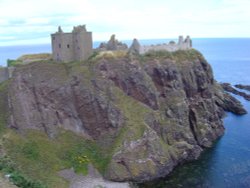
[7, 53, 52, 67]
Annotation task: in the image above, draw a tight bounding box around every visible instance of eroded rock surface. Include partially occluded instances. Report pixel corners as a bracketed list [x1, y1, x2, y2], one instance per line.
[7, 50, 246, 182]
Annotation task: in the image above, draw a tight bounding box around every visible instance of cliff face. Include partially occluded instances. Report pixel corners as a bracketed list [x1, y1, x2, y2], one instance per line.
[7, 50, 246, 182]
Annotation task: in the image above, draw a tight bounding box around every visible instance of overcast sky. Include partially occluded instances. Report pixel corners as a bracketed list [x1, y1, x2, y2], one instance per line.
[0, 0, 250, 46]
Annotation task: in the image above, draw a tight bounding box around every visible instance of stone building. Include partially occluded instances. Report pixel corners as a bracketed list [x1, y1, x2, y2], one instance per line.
[136, 36, 192, 54]
[51, 25, 93, 62]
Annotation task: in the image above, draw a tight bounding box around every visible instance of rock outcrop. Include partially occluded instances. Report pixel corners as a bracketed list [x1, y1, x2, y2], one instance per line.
[221, 82, 250, 101]
[7, 49, 246, 182]
[98, 35, 128, 51]
[235, 84, 250, 92]
[128, 39, 141, 54]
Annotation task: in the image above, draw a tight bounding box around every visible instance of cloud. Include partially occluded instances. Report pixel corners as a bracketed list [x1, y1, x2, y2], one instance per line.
[0, 0, 250, 45]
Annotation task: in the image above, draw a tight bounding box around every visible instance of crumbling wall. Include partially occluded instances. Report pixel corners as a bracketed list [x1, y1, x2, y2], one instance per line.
[0, 67, 15, 83]
[138, 36, 192, 54]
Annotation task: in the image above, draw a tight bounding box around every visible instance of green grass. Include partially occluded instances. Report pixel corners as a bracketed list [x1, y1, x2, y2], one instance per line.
[17, 53, 51, 61]
[7, 59, 23, 67]
[140, 49, 204, 63]
[0, 156, 47, 188]
[110, 86, 152, 152]
[2, 129, 111, 188]
[7, 53, 52, 67]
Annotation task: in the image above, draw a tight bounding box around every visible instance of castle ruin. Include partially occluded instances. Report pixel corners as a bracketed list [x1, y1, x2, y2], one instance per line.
[97, 35, 192, 55]
[51, 25, 93, 62]
[98, 34, 128, 51]
[130, 36, 192, 54]
[51, 24, 192, 62]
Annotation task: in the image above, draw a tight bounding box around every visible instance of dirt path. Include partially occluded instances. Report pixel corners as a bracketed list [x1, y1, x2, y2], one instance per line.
[70, 175, 130, 188]
[59, 165, 131, 188]
[0, 173, 17, 188]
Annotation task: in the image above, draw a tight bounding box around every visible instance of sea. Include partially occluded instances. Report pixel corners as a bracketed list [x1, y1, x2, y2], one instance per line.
[1, 38, 250, 188]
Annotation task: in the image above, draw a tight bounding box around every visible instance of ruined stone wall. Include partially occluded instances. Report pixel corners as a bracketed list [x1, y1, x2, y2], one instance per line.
[0, 67, 15, 83]
[8, 67, 15, 78]
[137, 36, 192, 54]
[139, 43, 191, 54]
[51, 25, 93, 62]
[51, 33, 74, 62]
[139, 43, 180, 54]
[73, 32, 93, 61]
[0, 68, 9, 83]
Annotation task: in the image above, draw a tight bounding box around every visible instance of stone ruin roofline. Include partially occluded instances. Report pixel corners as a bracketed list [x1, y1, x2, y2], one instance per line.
[52, 25, 90, 35]
[135, 35, 192, 54]
[96, 34, 192, 53]
[140, 36, 191, 46]
[51, 25, 93, 62]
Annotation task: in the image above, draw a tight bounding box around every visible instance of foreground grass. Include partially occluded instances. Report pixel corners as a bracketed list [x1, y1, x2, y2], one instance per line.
[1, 129, 111, 188]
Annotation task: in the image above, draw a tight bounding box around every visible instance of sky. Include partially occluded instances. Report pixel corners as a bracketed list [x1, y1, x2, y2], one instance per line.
[0, 0, 250, 46]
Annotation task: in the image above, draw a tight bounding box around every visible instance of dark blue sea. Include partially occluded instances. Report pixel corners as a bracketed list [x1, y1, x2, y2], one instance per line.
[1, 39, 250, 187]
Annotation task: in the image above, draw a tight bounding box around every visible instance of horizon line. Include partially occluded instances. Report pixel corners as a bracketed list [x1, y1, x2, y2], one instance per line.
[1, 37, 250, 47]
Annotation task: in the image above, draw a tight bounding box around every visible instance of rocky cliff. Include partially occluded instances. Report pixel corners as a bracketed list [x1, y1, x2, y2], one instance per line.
[6, 49, 246, 182]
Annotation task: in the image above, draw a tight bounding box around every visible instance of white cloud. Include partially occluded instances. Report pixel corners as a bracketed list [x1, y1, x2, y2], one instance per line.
[25, 18, 50, 25]
[0, 36, 16, 40]
[0, 0, 250, 45]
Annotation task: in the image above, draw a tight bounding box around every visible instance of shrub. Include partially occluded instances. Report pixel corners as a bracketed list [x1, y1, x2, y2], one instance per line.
[7, 59, 22, 67]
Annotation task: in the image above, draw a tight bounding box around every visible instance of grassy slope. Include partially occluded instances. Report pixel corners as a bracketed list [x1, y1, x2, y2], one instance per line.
[3, 130, 110, 188]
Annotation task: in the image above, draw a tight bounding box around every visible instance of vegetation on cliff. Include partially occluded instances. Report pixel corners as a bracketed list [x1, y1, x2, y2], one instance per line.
[7, 53, 52, 67]
[0, 49, 246, 187]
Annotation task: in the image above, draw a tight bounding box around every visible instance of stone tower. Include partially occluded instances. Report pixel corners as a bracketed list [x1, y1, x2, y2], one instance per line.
[178, 36, 184, 45]
[51, 25, 93, 62]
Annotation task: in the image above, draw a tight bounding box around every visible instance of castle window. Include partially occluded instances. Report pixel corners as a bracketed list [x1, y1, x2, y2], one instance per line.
[67, 44, 70, 48]
[52, 36, 55, 40]
[59, 44, 61, 48]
